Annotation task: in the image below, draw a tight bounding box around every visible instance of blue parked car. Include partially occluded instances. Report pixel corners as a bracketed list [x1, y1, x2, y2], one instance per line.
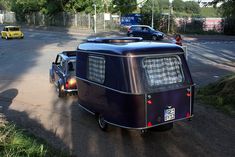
[49, 51, 77, 97]
[127, 25, 164, 40]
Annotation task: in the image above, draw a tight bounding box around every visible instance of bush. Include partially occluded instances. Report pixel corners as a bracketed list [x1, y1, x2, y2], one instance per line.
[197, 75, 235, 116]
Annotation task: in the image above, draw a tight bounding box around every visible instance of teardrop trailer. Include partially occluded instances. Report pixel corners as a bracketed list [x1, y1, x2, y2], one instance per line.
[76, 37, 194, 132]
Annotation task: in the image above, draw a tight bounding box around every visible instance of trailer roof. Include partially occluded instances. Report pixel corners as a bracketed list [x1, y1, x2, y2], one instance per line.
[78, 38, 184, 56]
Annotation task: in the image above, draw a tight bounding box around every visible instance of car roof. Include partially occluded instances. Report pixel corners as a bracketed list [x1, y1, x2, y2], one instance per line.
[4, 26, 20, 28]
[59, 51, 77, 61]
[130, 25, 151, 28]
[78, 37, 184, 56]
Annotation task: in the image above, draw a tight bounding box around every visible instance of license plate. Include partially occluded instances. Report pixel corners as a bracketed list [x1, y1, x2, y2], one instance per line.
[164, 108, 175, 121]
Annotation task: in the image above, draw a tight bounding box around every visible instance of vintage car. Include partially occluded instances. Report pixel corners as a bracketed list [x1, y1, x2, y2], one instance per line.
[49, 51, 77, 97]
[76, 37, 194, 132]
[1, 26, 24, 39]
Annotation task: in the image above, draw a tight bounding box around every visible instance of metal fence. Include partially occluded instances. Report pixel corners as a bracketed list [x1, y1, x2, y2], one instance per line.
[23, 12, 120, 30]
[0, 10, 16, 24]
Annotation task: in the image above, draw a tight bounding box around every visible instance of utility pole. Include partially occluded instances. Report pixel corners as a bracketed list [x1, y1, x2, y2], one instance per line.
[168, 0, 173, 33]
[151, 0, 154, 28]
[93, 4, 97, 34]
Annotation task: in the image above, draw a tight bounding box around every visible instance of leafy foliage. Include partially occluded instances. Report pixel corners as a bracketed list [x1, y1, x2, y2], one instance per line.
[184, 1, 200, 14]
[172, 0, 185, 12]
[200, 7, 220, 17]
[111, 0, 137, 15]
[209, 0, 235, 34]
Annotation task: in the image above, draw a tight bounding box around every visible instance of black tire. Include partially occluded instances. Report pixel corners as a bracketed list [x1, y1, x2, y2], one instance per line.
[58, 84, 65, 97]
[98, 114, 108, 131]
[152, 35, 158, 41]
[49, 72, 54, 83]
[49, 76, 53, 83]
[150, 123, 173, 132]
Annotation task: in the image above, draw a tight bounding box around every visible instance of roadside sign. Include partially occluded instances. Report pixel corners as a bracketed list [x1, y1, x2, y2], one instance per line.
[104, 13, 110, 21]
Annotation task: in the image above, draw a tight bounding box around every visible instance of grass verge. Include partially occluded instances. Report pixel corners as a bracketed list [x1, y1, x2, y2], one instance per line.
[0, 123, 69, 157]
[197, 75, 235, 116]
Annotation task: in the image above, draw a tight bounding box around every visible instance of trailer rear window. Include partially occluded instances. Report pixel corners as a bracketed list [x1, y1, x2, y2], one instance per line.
[88, 56, 105, 84]
[143, 57, 183, 87]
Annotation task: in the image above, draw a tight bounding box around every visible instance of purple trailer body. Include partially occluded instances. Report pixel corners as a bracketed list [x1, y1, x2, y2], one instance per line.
[76, 37, 194, 131]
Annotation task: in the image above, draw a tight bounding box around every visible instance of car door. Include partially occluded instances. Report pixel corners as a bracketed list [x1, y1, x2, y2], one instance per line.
[132, 26, 142, 37]
[141, 27, 151, 39]
[145, 27, 153, 39]
[53, 55, 63, 86]
[1, 27, 7, 37]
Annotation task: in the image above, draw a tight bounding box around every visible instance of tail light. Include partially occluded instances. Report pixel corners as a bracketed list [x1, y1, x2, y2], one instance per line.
[65, 78, 76, 89]
[65, 82, 69, 89]
[146, 95, 153, 105]
[127, 27, 131, 33]
[186, 88, 191, 97]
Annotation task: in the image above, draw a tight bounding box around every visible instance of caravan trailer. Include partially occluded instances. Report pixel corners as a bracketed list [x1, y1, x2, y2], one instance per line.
[76, 37, 194, 132]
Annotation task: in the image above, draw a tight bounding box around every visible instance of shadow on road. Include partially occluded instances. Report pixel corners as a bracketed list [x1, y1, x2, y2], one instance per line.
[0, 89, 70, 152]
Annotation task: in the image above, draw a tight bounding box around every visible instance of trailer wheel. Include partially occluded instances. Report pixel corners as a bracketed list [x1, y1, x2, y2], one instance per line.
[98, 115, 108, 131]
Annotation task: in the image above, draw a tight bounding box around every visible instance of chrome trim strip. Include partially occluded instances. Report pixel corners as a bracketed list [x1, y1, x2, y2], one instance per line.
[78, 102, 193, 130]
[77, 103, 95, 115]
[76, 76, 137, 95]
[190, 85, 192, 115]
[63, 89, 77, 92]
[104, 116, 194, 130]
[145, 94, 147, 127]
[76, 76, 191, 95]
[78, 50, 184, 58]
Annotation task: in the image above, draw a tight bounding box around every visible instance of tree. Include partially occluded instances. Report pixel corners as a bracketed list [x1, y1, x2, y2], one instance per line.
[112, 0, 137, 15]
[0, 0, 11, 10]
[64, 0, 103, 13]
[140, 0, 166, 30]
[184, 1, 200, 14]
[172, 0, 185, 12]
[210, 0, 235, 35]
[210, 0, 235, 17]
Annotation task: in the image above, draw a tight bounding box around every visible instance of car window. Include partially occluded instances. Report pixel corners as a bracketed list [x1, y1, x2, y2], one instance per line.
[142, 27, 150, 32]
[60, 60, 66, 73]
[131, 26, 141, 31]
[88, 56, 105, 84]
[142, 56, 184, 87]
[55, 55, 62, 65]
[9, 27, 20, 31]
[67, 61, 76, 75]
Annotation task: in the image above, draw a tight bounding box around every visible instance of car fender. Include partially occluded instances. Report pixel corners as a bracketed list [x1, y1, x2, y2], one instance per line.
[58, 78, 65, 87]
[49, 68, 54, 80]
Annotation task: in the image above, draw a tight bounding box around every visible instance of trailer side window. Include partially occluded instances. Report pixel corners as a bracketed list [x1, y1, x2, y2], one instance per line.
[88, 56, 105, 84]
[143, 57, 183, 87]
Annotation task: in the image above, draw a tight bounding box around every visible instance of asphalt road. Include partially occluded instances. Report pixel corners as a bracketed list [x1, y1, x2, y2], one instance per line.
[0, 28, 234, 157]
